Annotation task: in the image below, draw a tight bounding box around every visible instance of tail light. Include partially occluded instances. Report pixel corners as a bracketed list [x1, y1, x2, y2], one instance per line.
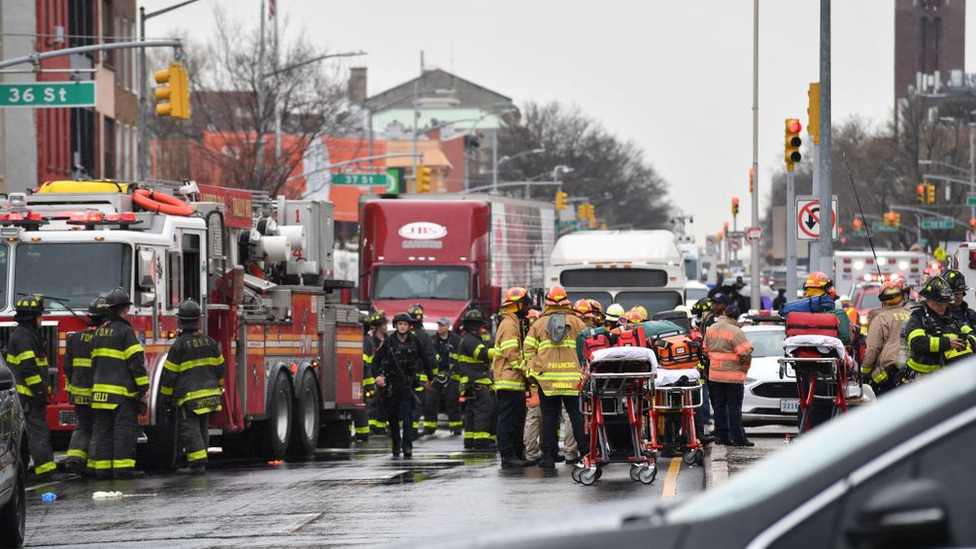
[968, 250, 976, 269]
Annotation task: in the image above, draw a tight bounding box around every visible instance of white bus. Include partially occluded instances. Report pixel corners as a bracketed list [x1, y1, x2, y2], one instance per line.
[546, 230, 687, 316]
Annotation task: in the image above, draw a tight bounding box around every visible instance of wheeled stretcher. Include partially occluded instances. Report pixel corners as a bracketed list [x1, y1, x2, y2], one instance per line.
[778, 335, 856, 433]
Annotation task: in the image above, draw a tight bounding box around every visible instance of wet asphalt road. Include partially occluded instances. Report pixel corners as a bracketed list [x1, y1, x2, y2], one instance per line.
[22, 432, 704, 548]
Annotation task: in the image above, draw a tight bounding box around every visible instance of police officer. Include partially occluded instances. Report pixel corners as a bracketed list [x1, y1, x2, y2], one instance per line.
[458, 310, 497, 450]
[424, 318, 462, 436]
[944, 270, 976, 330]
[63, 295, 108, 476]
[906, 275, 974, 376]
[407, 304, 436, 437]
[373, 312, 434, 458]
[91, 287, 148, 479]
[367, 311, 389, 435]
[494, 287, 531, 468]
[353, 312, 374, 442]
[7, 295, 57, 479]
[159, 299, 225, 474]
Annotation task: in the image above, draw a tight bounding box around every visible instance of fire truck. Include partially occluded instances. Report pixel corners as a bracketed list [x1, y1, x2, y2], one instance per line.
[0, 180, 362, 464]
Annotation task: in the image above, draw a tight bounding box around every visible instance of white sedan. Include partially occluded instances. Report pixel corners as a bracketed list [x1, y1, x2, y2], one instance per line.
[741, 323, 798, 424]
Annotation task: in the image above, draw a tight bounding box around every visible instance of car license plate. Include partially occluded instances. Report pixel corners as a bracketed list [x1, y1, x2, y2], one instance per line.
[780, 399, 799, 413]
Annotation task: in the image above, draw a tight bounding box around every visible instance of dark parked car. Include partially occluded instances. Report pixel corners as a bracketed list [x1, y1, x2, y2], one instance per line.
[0, 361, 26, 548]
[447, 359, 976, 549]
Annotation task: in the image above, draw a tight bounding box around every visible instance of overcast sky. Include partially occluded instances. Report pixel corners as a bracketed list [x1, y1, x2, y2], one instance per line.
[144, 0, 976, 244]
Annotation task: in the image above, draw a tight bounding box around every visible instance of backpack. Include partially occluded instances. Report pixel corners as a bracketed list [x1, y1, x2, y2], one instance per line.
[582, 329, 613, 362]
[614, 325, 649, 348]
[653, 334, 703, 370]
[779, 294, 835, 316]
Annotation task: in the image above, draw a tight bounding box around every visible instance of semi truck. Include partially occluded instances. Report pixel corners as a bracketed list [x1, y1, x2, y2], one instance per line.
[0, 180, 362, 464]
[360, 194, 555, 329]
[546, 230, 687, 316]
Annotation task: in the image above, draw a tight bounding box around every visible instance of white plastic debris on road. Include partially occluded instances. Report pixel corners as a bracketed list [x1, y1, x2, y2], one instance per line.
[92, 491, 123, 499]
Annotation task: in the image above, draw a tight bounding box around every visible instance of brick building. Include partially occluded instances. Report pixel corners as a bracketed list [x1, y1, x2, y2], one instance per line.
[0, 0, 139, 193]
[894, 0, 966, 109]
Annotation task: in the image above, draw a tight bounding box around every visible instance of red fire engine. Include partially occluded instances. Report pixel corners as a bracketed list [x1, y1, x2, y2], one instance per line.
[0, 180, 362, 463]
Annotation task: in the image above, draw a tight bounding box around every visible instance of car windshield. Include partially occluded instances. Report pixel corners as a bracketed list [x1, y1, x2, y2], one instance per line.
[615, 291, 684, 316]
[666, 360, 976, 522]
[374, 266, 470, 301]
[855, 288, 882, 310]
[15, 243, 131, 309]
[745, 328, 785, 357]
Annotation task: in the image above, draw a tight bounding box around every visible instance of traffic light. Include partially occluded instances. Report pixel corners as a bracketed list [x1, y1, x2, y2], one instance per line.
[588, 216, 597, 229]
[927, 183, 936, 204]
[154, 62, 190, 119]
[970, 217, 976, 233]
[732, 197, 740, 216]
[852, 218, 863, 232]
[749, 168, 754, 194]
[784, 119, 802, 170]
[416, 166, 433, 193]
[918, 184, 926, 204]
[587, 204, 596, 220]
[723, 221, 729, 235]
[554, 191, 567, 211]
[807, 83, 820, 144]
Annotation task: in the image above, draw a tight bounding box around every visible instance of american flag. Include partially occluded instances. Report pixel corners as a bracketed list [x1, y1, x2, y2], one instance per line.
[268, 0, 276, 20]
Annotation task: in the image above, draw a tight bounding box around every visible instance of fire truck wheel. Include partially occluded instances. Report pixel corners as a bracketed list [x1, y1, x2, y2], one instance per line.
[262, 370, 293, 460]
[288, 371, 320, 456]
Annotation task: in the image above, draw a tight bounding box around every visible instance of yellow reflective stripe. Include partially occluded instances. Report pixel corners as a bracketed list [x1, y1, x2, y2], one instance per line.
[159, 386, 174, 396]
[73, 358, 92, 367]
[134, 376, 149, 386]
[123, 344, 144, 359]
[93, 460, 112, 470]
[180, 357, 224, 371]
[945, 347, 973, 360]
[93, 383, 139, 397]
[72, 388, 93, 397]
[112, 459, 136, 469]
[177, 387, 222, 406]
[164, 360, 180, 373]
[494, 380, 525, 391]
[363, 354, 373, 364]
[524, 336, 539, 350]
[24, 374, 42, 386]
[535, 372, 581, 379]
[16, 385, 33, 397]
[5, 350, 35, 365]
[92, 348, 125, 360]
[930, 337, 941, 353]
[66, 449, 88, 460]
[873, 371, 889, 384]
[34, 461, 57, 475]
[456, 355, 484, 364]
[907, 358, 940, 374]
[363, 376, 376, 385]
[497, 339, 519, 350]
[186, 449, 208, 462]
[37, 358, 48, 367]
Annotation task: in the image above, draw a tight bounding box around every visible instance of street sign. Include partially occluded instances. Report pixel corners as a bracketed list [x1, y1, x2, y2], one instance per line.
[726, 231, 745, 239]
[921, 219, 955, 230]
[0, 82, 96, 108]
[331, 172, 398, 194]
[795, 195, 838, 241]
[967, 195, 976, 207]
[744, 226, 763, 243]
[871, 223, 899, 233]
[728, 237, 742, 250]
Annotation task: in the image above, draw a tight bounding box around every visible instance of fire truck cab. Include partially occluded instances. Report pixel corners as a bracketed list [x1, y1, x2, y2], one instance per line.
[0, 181, 362, 464]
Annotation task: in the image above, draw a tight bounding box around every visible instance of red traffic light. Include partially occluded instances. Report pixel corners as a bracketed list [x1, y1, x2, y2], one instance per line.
[970, 218, 976, 230]
[787, 119, 803, 133]
[732, 197, 739, 206]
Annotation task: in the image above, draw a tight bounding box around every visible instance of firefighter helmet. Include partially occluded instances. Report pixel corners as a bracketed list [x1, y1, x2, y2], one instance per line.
[104, 287, 132, 308]
[839, 295, 851, 307]
[632, 305, 649, 322]
[879, 280, 905, 303]
[462, 309, 486, 327]
[501, 286, 529, 307]
[14, 294, 45, 316]
[624, 309, 643, 323]
[526, 309, 542, 323]
[919, 276, 953, 303]
[407, 304, 425, 322]
[943, 270, 969, 293]
[605, 303, 625, 322]
[176, 299, 203, 320]
[392, 312, 412, 325]
[89, 295, 109, 316]
[370, 310, 388, 326]
[691, 298, 712, 318]
[804, 271, 833, 291]
[545, 286, 570, 306]
[573, 299, 592, 316]
[587, 299, 603, 313]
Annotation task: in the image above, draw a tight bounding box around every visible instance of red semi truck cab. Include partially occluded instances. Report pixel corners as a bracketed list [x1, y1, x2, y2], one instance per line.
[360, 195, 555, 329]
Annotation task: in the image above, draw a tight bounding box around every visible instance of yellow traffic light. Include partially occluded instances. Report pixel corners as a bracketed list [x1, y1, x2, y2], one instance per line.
[784, 119, 802, 171]
[416, 166, 433, 193]
[588, 216, 596, 229]
[554, 191, 567, 211]
[927, 183, 936, 204]
[807, 83, 820, 145]
[600, 222, 607, 231]
[154, 62, 190, 119]
[732, 196, 740, 216]
[576, 204, 587, 220]
[918, 184, 926, 204]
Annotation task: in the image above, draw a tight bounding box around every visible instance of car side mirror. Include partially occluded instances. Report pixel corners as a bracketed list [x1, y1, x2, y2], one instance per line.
[845, 479, 953, 549]
[0, 363, 14, 391]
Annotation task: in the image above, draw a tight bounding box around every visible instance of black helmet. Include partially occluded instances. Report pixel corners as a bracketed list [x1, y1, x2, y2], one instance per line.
[177, 299, 203, 320]
[370, 310, 388, 326]
[104, 287, 132, 308]
[691, 297, 712, 318]
[943, 270, 969, 293]
[392, 312, 412, 325]
[14, 294, 45, 316]
[88, 295, 109, 316]
[920, 276, 953, 303]
[407, 304, 424, 322]
[462, 309, 485, 327]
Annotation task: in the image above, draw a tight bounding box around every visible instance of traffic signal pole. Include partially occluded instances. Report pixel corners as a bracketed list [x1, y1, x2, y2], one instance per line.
[786, 169, 798, 300]
[749, 0, 761, 309]
[818, 0, 833, 278]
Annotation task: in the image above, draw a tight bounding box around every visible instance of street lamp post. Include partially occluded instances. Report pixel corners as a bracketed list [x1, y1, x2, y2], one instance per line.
[494, 148, 545, 197]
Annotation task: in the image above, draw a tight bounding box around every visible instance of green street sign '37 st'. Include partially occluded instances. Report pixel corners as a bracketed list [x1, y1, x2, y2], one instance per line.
[0, 82, 96, 108]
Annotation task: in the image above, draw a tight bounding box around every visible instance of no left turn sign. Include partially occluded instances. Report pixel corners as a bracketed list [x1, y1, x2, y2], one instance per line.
[796, 196, 838, 241]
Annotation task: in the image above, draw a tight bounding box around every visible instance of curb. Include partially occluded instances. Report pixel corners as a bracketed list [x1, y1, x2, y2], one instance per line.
[703, 443, 729, 489]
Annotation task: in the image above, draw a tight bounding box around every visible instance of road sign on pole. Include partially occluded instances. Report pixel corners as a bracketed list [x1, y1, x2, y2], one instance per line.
[744, 226, 763, 243]
[920, 219, 955, 230]
[331, 172, 398, 194]
[967, 195, 976, 207]
[0, 82, 96, 107]
[795, 195, 838, 240]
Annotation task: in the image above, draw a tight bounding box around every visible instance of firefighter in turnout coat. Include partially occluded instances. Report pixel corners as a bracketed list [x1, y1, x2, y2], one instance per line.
[63, 295, 109, 475]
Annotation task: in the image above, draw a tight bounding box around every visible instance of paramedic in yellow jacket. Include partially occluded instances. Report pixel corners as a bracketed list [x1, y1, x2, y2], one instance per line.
[523, 286, 587, 469]
[493, 287, 532, 468]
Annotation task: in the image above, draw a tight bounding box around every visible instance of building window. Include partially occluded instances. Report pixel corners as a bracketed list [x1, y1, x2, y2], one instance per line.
[103, 117, 115, 179]
[102, 0, 114, 67]
[131, 127, 138, 180]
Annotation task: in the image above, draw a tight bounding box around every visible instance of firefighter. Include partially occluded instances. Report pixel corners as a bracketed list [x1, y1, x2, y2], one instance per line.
[7, 295, 57, 479]
[353, 312, 374, 442]
[906, 275, 974, 376]
[604, 303, 625, 329]
[573, 299, 595, 328]
[704, 305, 754, 447]
[159, 299, 225, 474]
[494, 287, 531, 468]
[524, 286, 587, 468]
[457, 310, 497, 449]
[373, 312, 434, 458]
[522, 309, 543, 464]
[91, 287, 148, 479]
[861, 280, 911, 395]
[367, 311, 389, 435]
[407, 304, 436, 437]
[424, 317, 462, 435]
[63, 295, 109, 476]
[944, 270, 976, 330]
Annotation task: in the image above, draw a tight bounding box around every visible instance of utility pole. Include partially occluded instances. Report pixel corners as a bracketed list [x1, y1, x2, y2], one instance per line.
[256, 0, 266, 188]
[818, 0, 833, 277]
[786, 169, 797, 300]
[749, 0, 761, 309]
[412, 52, 423, 192]
[808, 82, 821, 272]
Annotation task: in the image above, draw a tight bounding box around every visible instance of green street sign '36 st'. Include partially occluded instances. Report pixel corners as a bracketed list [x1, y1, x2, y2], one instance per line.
[0, 82, 96, 108]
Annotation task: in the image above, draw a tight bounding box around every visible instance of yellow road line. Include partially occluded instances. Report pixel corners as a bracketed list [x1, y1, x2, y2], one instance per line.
[661, 457, 682, 499]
